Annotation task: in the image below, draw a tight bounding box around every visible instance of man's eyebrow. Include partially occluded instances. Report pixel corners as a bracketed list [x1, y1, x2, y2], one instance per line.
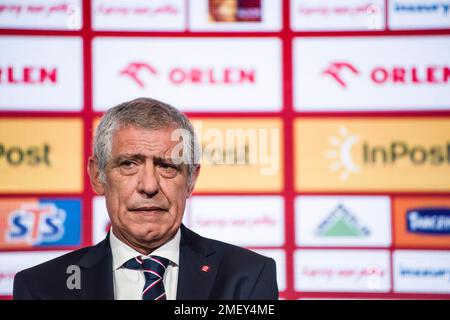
[111, 154, 179, 164]
[112, 153, 146, 162]
[153, 156, 176, 163]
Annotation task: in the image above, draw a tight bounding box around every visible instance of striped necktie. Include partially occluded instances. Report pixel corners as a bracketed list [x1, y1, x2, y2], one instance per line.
[123, 255, 170, 300]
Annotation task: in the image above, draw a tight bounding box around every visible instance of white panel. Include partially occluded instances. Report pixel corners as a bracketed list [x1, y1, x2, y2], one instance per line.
[0, 36, 83, 111]
[295, 250, 391, 292]
[93, 37, 282, 112]
[92, 196, 110, 244]
[92, 0, 185, 31]
[294, 36, 450, 111]
[389, 0, 450, 30]
[296, 196, 391, 247]
[394, 250, 450, 293]
[0, 0, 82, 30]
[291, 0, 385, 31]
[184, 196, 284, 247]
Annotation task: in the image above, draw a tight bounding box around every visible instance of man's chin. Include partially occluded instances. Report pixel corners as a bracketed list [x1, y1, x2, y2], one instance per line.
[130, 228, 170, 246]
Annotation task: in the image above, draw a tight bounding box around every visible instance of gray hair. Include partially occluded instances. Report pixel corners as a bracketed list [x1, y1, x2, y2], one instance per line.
[93, 97, 200, 184]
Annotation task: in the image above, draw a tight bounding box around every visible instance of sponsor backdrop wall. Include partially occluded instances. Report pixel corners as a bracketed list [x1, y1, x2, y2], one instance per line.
[0, 0, 450, 299]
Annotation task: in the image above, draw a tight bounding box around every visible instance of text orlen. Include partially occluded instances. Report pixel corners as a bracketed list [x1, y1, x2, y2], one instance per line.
[169, 67, 255, 85]
[0, 66, 57, 85]
[371, 65, 450, 85]
[323, 62, 450, 87]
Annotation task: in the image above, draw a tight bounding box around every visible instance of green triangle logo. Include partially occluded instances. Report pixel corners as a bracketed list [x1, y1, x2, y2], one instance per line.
[315, 204, 370, 237]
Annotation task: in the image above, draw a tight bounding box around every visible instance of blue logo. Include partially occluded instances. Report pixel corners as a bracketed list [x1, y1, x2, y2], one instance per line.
[400, 266, 450, 279]
[406, 207, 450, 235]
[394, 1, 450, 16]
[5, 199, 81, 247]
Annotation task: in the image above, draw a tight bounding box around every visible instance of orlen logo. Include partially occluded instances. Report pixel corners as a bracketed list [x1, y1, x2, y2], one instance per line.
[326, 126, 450, 181]
[119, 62, 158, 88]
[322, 61, 450, 88]
[6, 203, 65, 245]
[407, 208, 450, 235]
[119, 61, 256, 88]
[0, 66, 57, 85]
[322, 62, 360, 88]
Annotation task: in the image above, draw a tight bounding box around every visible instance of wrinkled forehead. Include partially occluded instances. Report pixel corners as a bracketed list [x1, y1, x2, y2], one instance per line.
[113, 124, 175, 146]
[110, 125, 191, 161]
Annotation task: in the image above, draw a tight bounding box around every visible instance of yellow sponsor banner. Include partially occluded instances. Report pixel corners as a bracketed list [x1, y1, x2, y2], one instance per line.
[0, 118, 83, 193]
[295, 118, 450, 192]
[191, 118, 283, 192]
[92, 117, 283, 192]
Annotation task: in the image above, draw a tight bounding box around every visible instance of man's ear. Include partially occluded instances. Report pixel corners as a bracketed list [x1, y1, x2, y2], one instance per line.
[186, 164, 200, 198]
[88, 156, 105, 195]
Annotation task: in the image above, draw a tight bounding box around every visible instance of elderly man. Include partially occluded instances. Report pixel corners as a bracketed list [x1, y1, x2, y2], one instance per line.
[13, 97, 278, 300]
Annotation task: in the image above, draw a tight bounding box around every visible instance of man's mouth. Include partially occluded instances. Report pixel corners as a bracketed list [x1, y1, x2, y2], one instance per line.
[129, 206, 168, 213]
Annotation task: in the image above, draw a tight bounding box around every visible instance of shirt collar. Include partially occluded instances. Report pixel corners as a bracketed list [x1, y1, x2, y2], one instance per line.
[109, 228, 180, 271]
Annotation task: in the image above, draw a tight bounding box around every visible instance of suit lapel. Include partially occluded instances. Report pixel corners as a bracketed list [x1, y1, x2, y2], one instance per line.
[176, 225, 219, 300]
[77, 234, 114, 300]
[72, 227, 218, 300]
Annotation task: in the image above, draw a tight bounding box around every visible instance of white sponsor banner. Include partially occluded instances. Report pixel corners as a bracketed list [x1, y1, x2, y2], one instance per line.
[295, 196, 391, 247]
[0, 0, 81, 30]
[0, 36, 83, 111]
[93, 196, 111, 244]
[393, 250, 450, 293]
[389, 0, 450, 30]
[189, 0, 281, 32]
[184, 196, 284, 247]
[294, 36, 450, 111]
[0, 251, 69, 295]
[253, 249, 286, 292]
[295, 250, 391, 292]
[291, 0, 385, 31]
[93, 37, 282, 112]
[92, 0, 185, 31]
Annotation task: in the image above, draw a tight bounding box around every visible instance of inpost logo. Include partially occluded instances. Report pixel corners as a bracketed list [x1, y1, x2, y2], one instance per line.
[295, 118, 450, 191]
[0, 119, 83, 193]
[0, 142, 51, 167]
[326, 126, 449, 182]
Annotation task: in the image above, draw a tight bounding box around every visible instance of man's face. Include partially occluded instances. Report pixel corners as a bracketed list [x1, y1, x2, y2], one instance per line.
[89, 125, 199, 252]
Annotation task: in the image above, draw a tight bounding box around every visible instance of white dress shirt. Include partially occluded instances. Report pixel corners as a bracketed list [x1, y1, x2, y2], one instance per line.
[109, 228, 180, 300]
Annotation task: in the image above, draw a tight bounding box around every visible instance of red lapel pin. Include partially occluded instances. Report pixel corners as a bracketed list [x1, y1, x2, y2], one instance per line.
[201, 265, 210, 272]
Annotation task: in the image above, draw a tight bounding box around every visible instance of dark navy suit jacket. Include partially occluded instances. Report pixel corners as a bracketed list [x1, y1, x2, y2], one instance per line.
[13, 225, 278, 300]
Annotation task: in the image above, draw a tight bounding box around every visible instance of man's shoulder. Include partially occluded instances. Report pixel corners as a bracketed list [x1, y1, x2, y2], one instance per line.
[17, 241, 103, 279]
[207, 236, 268, 261]
[13, 239, 112, 299]
[181, 226, 278, 299]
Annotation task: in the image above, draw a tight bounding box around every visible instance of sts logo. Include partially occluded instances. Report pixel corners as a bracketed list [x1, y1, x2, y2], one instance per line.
[0, 199, 81, 249]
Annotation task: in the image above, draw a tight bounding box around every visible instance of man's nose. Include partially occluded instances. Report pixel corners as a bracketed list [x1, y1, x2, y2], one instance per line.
[137, 162, 159, 198]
